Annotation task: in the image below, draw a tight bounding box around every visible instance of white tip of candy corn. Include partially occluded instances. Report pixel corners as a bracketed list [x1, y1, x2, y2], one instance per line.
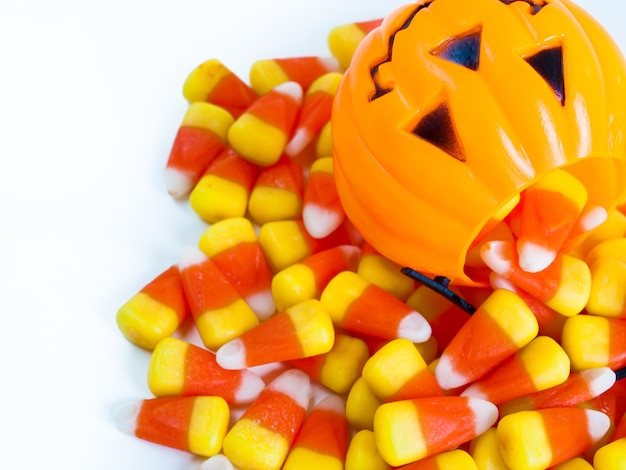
[216, 338, 247, 370]
[267, 369, 311, 410]
[467, 397, 499, 435]
[517, 242, 555, 273]
[397, 311, 432, 343]
[165, 167, 193, 199]
[112, 400, 140, 435]
[581, 367, 616, 398]
[584, 409, 611, 443]
[303, 204, 343, 239]
[318, 56, 341, 72]
[435, 354, 469, 390]
[234, 371, 266, 404]
[480, 241, 514, 275]
[579, 206, 608, 232]
[285, 127, 313, 157]
[198, 454, 236, 470]
[178, 245, 208, 270]
[315, 394, 345, 414]
[460, 383, 488, 401]
[245, 290, 276, 321]
[274, 81, 303, 103]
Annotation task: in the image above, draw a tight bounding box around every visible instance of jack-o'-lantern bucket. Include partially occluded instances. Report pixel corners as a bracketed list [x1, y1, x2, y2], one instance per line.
[332, 0, 626, 286]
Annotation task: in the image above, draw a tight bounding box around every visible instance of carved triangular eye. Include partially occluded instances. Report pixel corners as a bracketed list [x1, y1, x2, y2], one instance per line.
[525, 46, 565, 105]
[431, 29, 481, 71]
[412, 102, 465, 162]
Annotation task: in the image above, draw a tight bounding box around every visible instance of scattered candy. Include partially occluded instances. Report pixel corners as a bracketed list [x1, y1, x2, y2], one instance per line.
[116, 3, 626, 469]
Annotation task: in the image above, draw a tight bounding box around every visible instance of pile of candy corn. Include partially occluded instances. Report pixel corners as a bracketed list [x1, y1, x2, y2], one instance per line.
[115, 14, 626, 470]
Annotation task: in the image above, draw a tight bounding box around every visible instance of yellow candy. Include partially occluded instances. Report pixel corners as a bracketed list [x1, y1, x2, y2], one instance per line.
[315, 121, 333, 158]
[223, 417, 290, 470]
[249, 59, 291, 95]
[116, 293, 180, 350]
[258, 220, 311, 272]
[561, 314, 610, 370]
[546, 254, 592, 317]
[593, 437, 626, 470]
[188, 396, 230, 457]
[357, 252, 415, 301]
[345, 430, 390, 470]
[228, 113, 287, 166]
[346, 377, 381, 431]
[327, 23, 368, 70]
[431, 449, 479, 469]
[181, 101, 234, 137]
[470, 427, 509, 470]
[319, 270, 368, 325]
[196, 298, 260, 351]
[272, 263, 317, 312]
[580, 209, 626, 255]
[586, 237, 626, 266]
[587, 257, 626, 317]
[552, 457, 595, 470]
[197, 217, 257, 258]
[521, 336, 571, 390]
[318, 334, 369, 394]
[283, 448, 342, 470]
[497, 411, 552, 470]
[147, 337, 187, 396]
[189, 173, 249, 223]
[248, 185, 301, 225]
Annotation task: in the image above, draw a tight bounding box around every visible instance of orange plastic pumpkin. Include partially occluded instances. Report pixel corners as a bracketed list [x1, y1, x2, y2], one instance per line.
[332, 0, 626, 286]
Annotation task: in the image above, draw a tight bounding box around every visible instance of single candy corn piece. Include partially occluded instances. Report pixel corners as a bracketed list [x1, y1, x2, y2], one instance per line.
[116, 265, 190, 350]
[258, 219, 353, 272]
[498, 367, 616, 416]
[165, 102, 234, 198]
[362, 338, 443, 402]
[282, 395, 348, 470]
[285, 73, 342, 157]
[434, 288, 538, 390]
[327, 18, 383, 70]
[496, 408, 611, 470]
[469, 427, 509, 470]
[461, 336, 571, 405]
[321, 271, 432, 343]
[222, 369, 310, 470]
[249, 56, 341, 95]
[288, 333, 369, 394]
[489, 272, 566, 342]
[373, 396, 498, 467]
[227, 81, 302, 166]
[516, 169, 588, 273]
[345, 429, 390, 470]
[189, 146, 259, 223]
[359, 243, 416, 301]
[406, 285, 469, 355]
[272, 243, 361, 312]
[215, 299, 334, 369]
[396, 449, 478, 470]
[481, 240, 591, 317]
[178, 246, 259, 350]
[315, 121, 333, 158]
[594, 437, 626, 470]
[198, 217, 275, 320]
[561, 204, 609, 253]
[182, 59, 258, 118]
[346, 377, 381, 431]
[198, 454, 237, 470]
[147, 337, 265, 405]
[302, 156, 346, 239]
[586, 237, 626, 266]
[561, 314, 626, 370]
[248, 155, 304, 224]
[552, 457, 595, 470]
[116, 396, 230, 458]
[580, 208, 626, 255]
[587, 257, 626, 318]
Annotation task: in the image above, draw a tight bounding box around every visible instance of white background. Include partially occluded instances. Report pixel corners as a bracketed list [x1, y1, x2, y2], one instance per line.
[0, 1, 623, 468]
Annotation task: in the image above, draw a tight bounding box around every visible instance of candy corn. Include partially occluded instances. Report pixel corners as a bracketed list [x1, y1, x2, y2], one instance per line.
[481, 240, 591, 317]
[516, 169, 588, 273]
[461, 336, 571, 404]
[215, 299, 335, 369]
[178, 246, 259, 350]
[227, 81, 302, 166]
[373, 396, 498, 466]
[115, 396, 230, 458]
[189, 146, 259, 223]
[434, 288, 538, 390]
[165, 102, 234, 198]
[327, 18, 383, 70]
[345, 429, 390, 470]
[198, 217, 275, 320]
[271, 244, 361, 312]
[320, 271, 432, 343]
[222, 369, 310, 470]
[396, 449, 478, 470]
[248, 155, 304, 224]
[594, 437, 626, 470]
[346, 377, 381, 431]
[469, 427, 509, 470]
[182, 58, 258, 117]
[358, 242, 416, 301]
[116, 265, 190, 350]
[587, 257, 626, 318]
[249, 56, 341, 95]
[147, 337, 265, 405]
[282, 395, 348, 470]
[496, 407, 611, 470]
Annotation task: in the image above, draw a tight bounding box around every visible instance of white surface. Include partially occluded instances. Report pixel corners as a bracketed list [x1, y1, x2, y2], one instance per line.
[0, 1, 623, 469]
